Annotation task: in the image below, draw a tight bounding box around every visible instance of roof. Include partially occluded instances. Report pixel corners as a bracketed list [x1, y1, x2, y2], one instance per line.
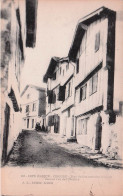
[68, 6, 116, 62]
[21, 84, 46, 97]
[59, 57, 69, 63]
[43, 56, 69, 83]
[43, 57, 60, 83]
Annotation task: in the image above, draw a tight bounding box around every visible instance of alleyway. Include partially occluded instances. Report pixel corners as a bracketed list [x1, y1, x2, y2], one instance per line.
[7, 130, 97, 168]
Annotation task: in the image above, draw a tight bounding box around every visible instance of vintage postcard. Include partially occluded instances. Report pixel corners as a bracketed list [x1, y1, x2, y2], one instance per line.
[0, 0, 123, 195]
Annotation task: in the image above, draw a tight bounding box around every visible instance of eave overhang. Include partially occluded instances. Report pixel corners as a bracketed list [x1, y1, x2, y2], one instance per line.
[8, 88, 20, 112]
[16, 8, 24, 60]
[68, 6, 116, 62]
[43, 57, 60, 83]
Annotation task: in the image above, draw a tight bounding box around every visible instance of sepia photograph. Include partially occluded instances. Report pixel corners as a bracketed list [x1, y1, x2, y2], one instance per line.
[0, 0, 123, 195]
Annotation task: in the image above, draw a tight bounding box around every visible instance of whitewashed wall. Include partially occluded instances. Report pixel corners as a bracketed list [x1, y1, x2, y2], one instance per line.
[75, 18, 108, 116]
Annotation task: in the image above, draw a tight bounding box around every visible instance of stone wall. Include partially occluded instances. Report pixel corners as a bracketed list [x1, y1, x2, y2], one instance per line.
[106, 116, 123, 160]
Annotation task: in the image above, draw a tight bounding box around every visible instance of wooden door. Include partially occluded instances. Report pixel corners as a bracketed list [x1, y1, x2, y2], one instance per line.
[2, 104, 10, 163]
[95, 114, 102, 150]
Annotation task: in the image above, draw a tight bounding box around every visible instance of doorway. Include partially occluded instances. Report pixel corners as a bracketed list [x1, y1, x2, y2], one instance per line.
[32, 119, 34, 128]
[54, 115, 60, 133]
[95, 113, 102, 150]
[27, 119, 29, 128]
[2, 104, 10, 163]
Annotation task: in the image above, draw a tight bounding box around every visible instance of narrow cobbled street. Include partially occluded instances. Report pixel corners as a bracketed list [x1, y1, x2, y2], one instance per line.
[7, 130, 96, 167]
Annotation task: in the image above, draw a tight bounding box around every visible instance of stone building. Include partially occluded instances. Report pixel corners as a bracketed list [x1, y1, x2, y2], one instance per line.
[21, 85, 46, 130]
[0, 0, 38, 164]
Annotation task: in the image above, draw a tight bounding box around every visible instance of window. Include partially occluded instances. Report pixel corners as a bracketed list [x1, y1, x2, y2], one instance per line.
[52, 90, 56, 103]
[27, 94, 30, 99]
[24, 119, 26, 126]
[43, 119, 45, 126]
[119, 102, 123, 116]
[68, 82, 71, 97]
[80, 84, 87, 102]
[77, 118, 89, 135]
[95, 32, 100, 52]
[27, 119, 29, 128]
[93, 72, 98, 93]
[53, 72, 56, 80]
[63, 70, 64, 76]
[26, 105, 29, 112]
[32, 103, 36, 111]
[54, 86, 59, 102]
[76, 59, 79, 74]
[89, 72, 98, 95]
[75, 89, 80, 104]
[66, 81, 72, 99]
[68, 108, 70, 117]
[66, 63, 69, 71]
[48, 90, 53, 104]
[59, 67, 61, 75]
[58, 85, 66, 101]
[32, 119, 34, 128]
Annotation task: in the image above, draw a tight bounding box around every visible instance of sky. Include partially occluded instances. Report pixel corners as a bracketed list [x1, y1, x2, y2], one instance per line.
[20, 0, 123, 92]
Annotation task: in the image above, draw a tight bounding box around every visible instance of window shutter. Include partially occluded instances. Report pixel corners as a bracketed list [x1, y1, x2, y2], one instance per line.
[76, 59, 79, 74]
[68, 82, 71, 97]
[48, 90, 53, 104]
[52, 72, 56, 80]
[80, 87, 82, 102]
[52, 91, 56, 103]
[83, 85, 87, 100]
[65, 85, 68, 99]
[93, 72, 98, 93]
[89, 77, 93, 95]
[58, 86, 65, 101]
[95, 32, 100, 52]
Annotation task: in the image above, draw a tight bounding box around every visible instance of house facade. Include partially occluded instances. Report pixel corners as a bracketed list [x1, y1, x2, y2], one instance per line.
[60, 60, 75, 139]
[69, 7, 122, 158]
[44, 57, 65, 134]
[0, 0, 38, 164]
[43, 7, 123, 159]
[43, 57, 75, 138]
[21, 85, 46, 130]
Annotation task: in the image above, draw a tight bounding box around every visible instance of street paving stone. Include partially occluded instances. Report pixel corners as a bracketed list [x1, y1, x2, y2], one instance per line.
[6, 130, 95, 168]
[6, 130, 123, 169]
[40, 132, 123, 169]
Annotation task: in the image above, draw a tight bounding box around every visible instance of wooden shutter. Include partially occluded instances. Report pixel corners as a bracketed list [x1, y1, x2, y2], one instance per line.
[89, 77, 93, 95]
[95, 32, 100, 52]
[80, 87, 82, 102]
[58, 86, 65, 101]
[76, 59, 79, 74]
[82, 85, 87, 100]
[48, 90, 53, 104]
[93, 72, 98, 93]
[52, 90, 56, 103]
